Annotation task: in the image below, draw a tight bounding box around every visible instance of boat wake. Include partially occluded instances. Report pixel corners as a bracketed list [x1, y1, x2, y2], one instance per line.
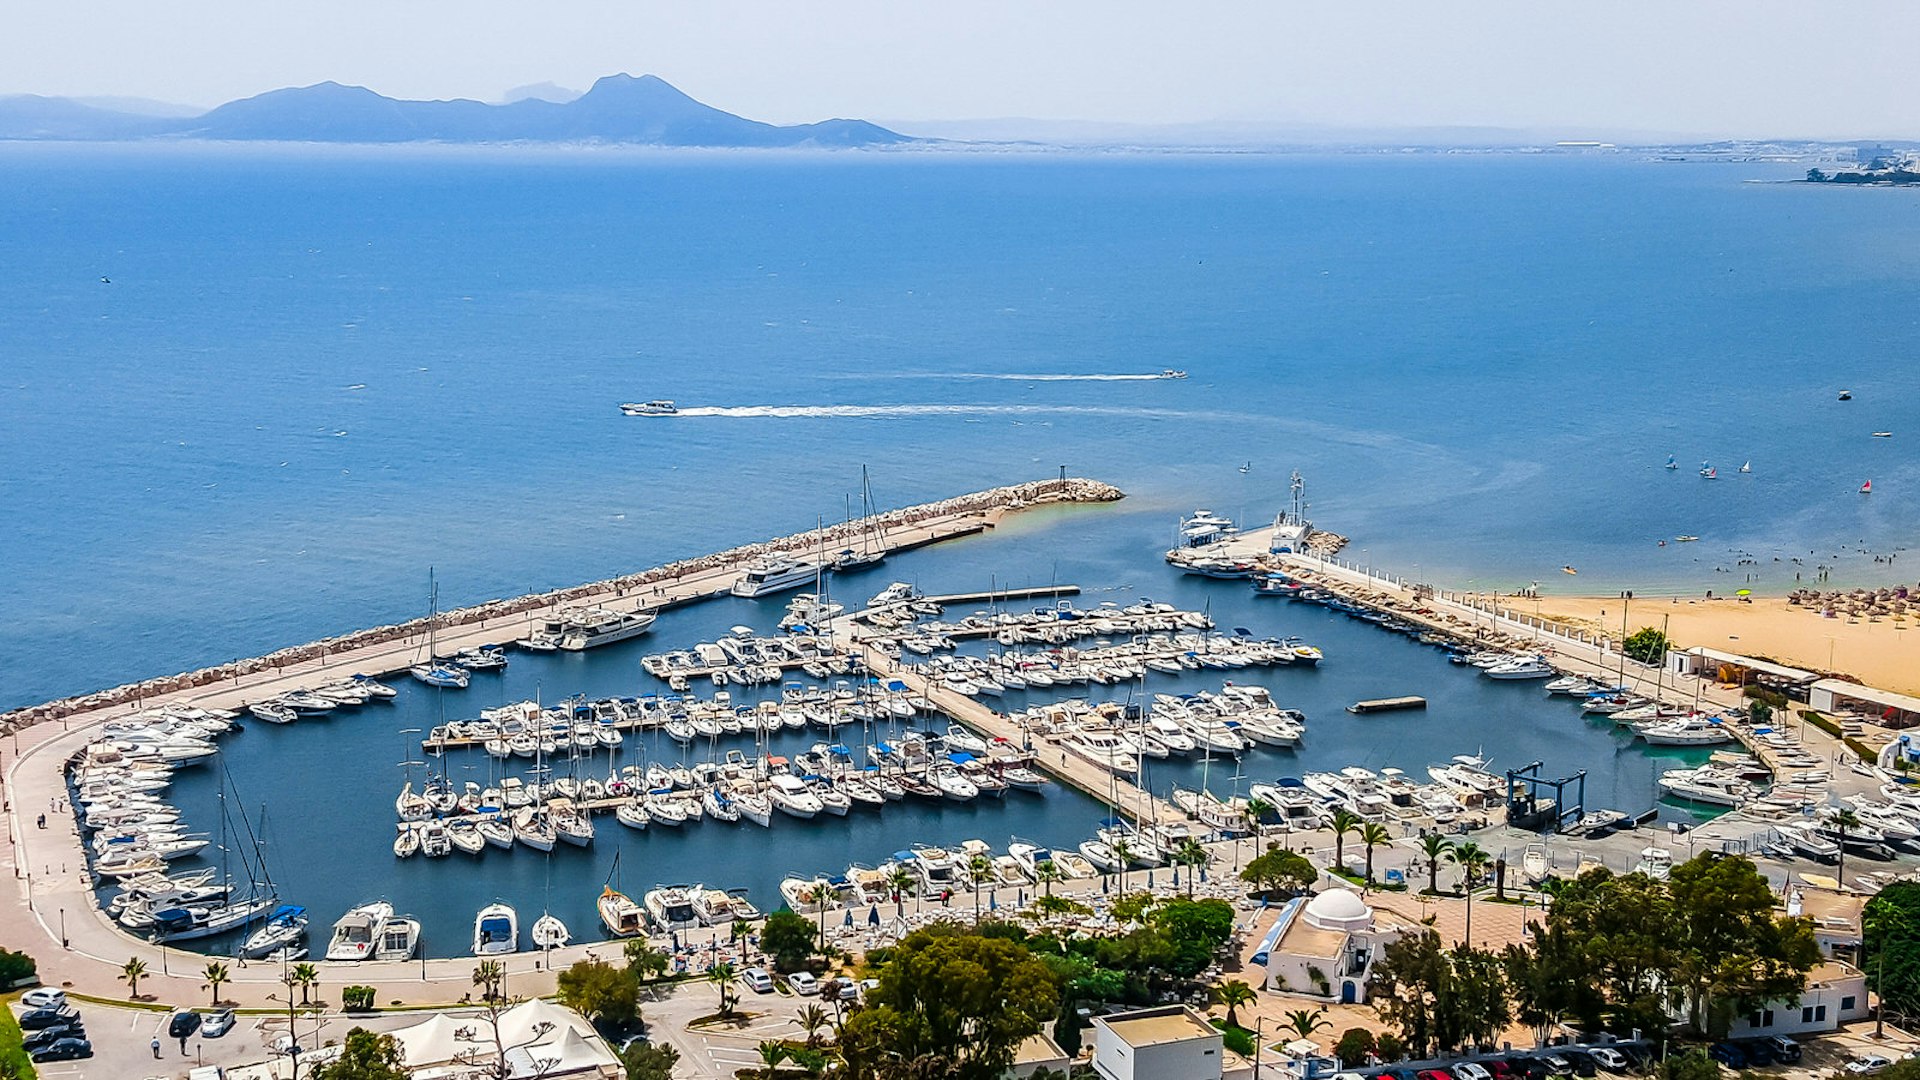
[664, 403, 1196, 419]
[834, 371, 1183, 382]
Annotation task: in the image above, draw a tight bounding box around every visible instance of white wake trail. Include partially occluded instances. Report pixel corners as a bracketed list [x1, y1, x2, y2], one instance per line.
[663, 403, 1194, 419]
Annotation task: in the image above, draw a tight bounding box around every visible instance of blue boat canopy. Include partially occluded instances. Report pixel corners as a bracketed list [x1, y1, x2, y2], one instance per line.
[267, 904, 305, 921]
[948, 751, 976, 764]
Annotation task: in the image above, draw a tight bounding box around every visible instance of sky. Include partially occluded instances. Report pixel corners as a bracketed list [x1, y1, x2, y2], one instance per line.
[4, 1, 1917, 140]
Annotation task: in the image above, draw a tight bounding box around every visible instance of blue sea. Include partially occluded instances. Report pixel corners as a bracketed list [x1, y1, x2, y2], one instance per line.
[4, 144, 1917, 954]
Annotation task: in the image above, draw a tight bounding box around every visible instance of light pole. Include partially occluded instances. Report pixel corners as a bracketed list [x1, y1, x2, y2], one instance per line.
[1253, 1015, 1266, 1080]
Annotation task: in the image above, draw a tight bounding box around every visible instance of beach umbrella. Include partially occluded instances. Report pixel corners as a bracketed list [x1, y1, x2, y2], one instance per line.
[868, 905, 881, 926]
[844, 909, 854, 927]
[1736, 589, 1752, 597]
[990, 893, 998, 911]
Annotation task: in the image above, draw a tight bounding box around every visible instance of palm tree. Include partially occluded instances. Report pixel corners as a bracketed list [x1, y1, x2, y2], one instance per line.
[1329, 808, 1361, 872]
[203, 960, 230, 1006]
[1176, 838, 1208, 897]
[122, 956, 148, 999]
[888, 865, 916, 916]
[1282, 1007, 1333, 1041]
[472, 959, 505, 1002]
[710, 961, 740, 1018]
[1242, 797, 1273, 866]
[757, 1039, 789, 1080]
[1213, 978, 1257, 1028]
[794, 1003, 831, 1048]
[291, 961, 319, 1005]
[1832, 808, 1861, 890]
[1448, 841, 1491, 947]
[1359, 822, 1392, 886]
[968, 854, 994, 924]
[1418, 834, 1455, 894]
[730, 918, 756, 964]
[1035, 859, 1063, 897]
[1109, 838, 1134, 881]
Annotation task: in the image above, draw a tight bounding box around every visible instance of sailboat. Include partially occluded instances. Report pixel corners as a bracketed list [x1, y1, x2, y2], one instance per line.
[1664, 454, 1678, 470]
[1738, 461, 1751, 473]
[410, 571, 471, 689]
[598, 852, 646, 936]
[833, 465, 886, 571]
[1861, 480, 1873, 494]
[531, 913, 570, 949]
[1699, 462, 1717, 479]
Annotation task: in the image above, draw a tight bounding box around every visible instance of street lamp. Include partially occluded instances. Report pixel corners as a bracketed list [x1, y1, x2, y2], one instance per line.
[1252, 1015, 1266, 1080]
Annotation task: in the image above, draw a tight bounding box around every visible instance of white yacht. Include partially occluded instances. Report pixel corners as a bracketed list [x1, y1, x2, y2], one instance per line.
[1060, 731, 1139, 776]
[373, 915, 421, 961]
[768, 774, 824, 818]
[472, 902, 518, 955]
[1485, 657, 1555, 680]
[730, 558, 817, 598]
[559, 608, 657, 651]
[644, 885, 700, 932]
[620, 400, 678, 416]
[326, 900, 393, 961]
[1634, 717, 1735, 746]
[1657, 767, 1753, 807]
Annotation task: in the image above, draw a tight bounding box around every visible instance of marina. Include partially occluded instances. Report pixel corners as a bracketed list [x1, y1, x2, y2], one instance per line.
[5, 480, 1918, 1010]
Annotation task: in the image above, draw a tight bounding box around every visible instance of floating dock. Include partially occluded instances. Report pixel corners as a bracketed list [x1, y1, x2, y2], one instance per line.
[1348, 696, 1428, 714]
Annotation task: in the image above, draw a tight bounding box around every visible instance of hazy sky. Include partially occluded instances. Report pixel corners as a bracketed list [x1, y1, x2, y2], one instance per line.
[6, 1, 1916, 138]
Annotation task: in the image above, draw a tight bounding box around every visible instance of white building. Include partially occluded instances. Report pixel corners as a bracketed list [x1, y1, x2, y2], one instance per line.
[1253, 889, 1402, 1004]
[1724, 961, 1870, 1038]
[1092, 1006, 1226, 1080]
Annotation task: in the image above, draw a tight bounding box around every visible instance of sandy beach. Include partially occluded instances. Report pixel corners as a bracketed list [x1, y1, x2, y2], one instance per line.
[1522, 593, 1919, 696]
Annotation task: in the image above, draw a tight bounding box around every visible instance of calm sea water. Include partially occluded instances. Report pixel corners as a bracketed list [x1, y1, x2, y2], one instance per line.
[4, 144, 1915, 953]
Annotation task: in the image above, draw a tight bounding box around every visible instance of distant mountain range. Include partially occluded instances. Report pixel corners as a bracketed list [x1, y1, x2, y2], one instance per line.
[0, 74, 913, 147]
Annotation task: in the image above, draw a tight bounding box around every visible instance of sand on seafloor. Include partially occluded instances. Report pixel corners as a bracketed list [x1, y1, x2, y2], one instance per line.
[1518, 594, 1919, 697]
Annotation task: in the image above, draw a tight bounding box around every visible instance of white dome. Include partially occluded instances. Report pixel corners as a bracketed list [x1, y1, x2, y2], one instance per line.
[1302, 888, 1372, 931]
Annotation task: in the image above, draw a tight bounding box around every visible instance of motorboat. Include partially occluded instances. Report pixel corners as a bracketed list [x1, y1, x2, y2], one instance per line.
[1634, 847, 1673, 881]
[768, 775, 824, 819]
[910, 844, 961, 892]
[1634, 717, 1735, 746]
[558, 608, 657, 651]
[472, 902, 518, 956]
[1060, 732, 1139, 776]
[620, 400, 678, 416]
[599, 886, 647, 937]
[1076, 839, 1120, 873]
[238, 905, 308, 959]
[374, 915, 421, 961]
[1657, 767, 1753, 807]
[419, 822, 452, 857]
[327, 900, 394, 961]
[1485, 657, 1555, 680]
[643, 886, 700, 932]
[1522, 845, 1549, 884]
[730, 558, 817, 598]
[693, 887, 742, 925]
[531, 913, 570, 949]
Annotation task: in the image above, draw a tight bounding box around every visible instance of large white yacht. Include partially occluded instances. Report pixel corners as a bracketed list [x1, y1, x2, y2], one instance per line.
[325, 900, 393, 961]
[643, 885, 700, 932]
[730, 558, 817, 598]
[558, 608, 657, 651]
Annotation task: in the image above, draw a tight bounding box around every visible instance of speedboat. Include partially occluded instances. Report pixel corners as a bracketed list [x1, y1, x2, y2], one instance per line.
[531, 913, 570, 949]
[620, 400, 678, 416]
[374, 915, 421, 960]
[768, 775, 824, 818]
[1485, 657, 1555, 680]
[472, 902, 518, 955]
[326, 900, 393, 961]
[238, 904, 307, 959]
[599, 886, 647, 937]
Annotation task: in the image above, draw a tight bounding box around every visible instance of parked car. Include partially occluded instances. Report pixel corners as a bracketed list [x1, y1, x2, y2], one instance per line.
[202, 1008, 237, 1038]
[787, 971, 819, 996]
[22, 1024, 84, 1053]
[1844, 1056, 1891, 1075]
[1560, 1050, 1599, 1077]
[1738, 1040, 1776, 1066]
[742, 967, 776, 994]
[1586, 1048, 1628, 1072]
[1762, 1036, 1801, 1064]
[20, 988, 66, 1010]
[1456, 1063, 1495, 1080]
[1418, 1069, 1455, 1080]
[1541, 1054, 1574, 1074]
[1483, 1060, 1517, 1080]
[168, 1009, 203, 1038]
[19, 1005, 80, 1030]
[29, 1037, 92, 1063]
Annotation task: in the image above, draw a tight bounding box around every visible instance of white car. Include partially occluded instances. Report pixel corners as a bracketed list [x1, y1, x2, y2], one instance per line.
[742, 968, 776, 994]
[1456, 1064, 1494, 1080]
[1845, 1056, 1891, 1075]
[787, 972, 819, 996]
[1588, 1048, 1628, 1071]
[20, 989, 66, 1010]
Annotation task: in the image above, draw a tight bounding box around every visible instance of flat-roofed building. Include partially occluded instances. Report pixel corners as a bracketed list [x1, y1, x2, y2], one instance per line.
[1093, 1006, 1224, 1080]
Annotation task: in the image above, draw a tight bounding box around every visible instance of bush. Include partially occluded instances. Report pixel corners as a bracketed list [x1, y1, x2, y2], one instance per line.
[1211, 1019, 1256, 1057]
[0, 949, 35, 988]
[1624, 628, 1669, 665]
[1334, 1027, 1377, 1066]
[340, 985, 377, 1011]
[1660, 1050, 1719, 1080]
[1376, 1032, 1406, 1061]
[622, 1041, 680, 1080]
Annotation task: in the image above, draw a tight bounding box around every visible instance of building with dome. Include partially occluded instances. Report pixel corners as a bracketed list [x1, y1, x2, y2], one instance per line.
[1251, 888, 1405, 1005]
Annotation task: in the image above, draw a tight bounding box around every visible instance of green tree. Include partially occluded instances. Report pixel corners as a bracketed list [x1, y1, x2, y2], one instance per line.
[1419, 834, 1454, 894]
[1667, 853, 1821, 1037]
[310, 1027, 409, 1080]
[1623, 627, 1669, 665]
[1660, 1050, 1720, 1080]
[757, 1039, 789, 1080]
[1111, 891, 1157, 926]
[1035, 860, 1063, 897]
[1329, 808, 1361, 871]
[620, 1041, 680, 1080]
[968, 854, 995, 924]
[1334, 1027, 1376, 1068]
[1282, 1008, 1332, 1041]
[472, 959, 506, 1002]
[1448, 841, 1491, 947]
[204, 960, 230, 1006]
[1806, 168, 1828, 183]
[292, 961, 320, 1005]
[889, 866, 917, 916]
[1832, 808, 1862, 891]
[1865, 881, 1920, 1029]
[1375, 1032, 1406, 1062]
[762, 908, 820, 974]
[122, 956, 147, 999]
[710, 961, 741, 1018]
[557, 958, 640, 1026]
[1213, 979, 1256, 1028]
[0, 950, 36, 987]
[794, 1003, 831, 1048]
[1359, 822, 1392, 886]
[1149, 898, 1236, 976]
[1108, 838, 1134, 877]
[625, 938, 670, 979]
[842, 923, 1060, 1080]
[1241, 844, 1316, 897]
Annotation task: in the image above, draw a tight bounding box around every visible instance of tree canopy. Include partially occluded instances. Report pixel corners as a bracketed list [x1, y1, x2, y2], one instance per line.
[1623, 627, 1669, 665]
[1242, 845, 1318, 897]
[556, 958, 640, 1027]
[843, 924, 1060, 1080]
[1866, 880, 1920, 1022]
[761, 908, 820, 974]
[310, 1027, 409, 1080]
[1368, 930, 1511, 1058]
